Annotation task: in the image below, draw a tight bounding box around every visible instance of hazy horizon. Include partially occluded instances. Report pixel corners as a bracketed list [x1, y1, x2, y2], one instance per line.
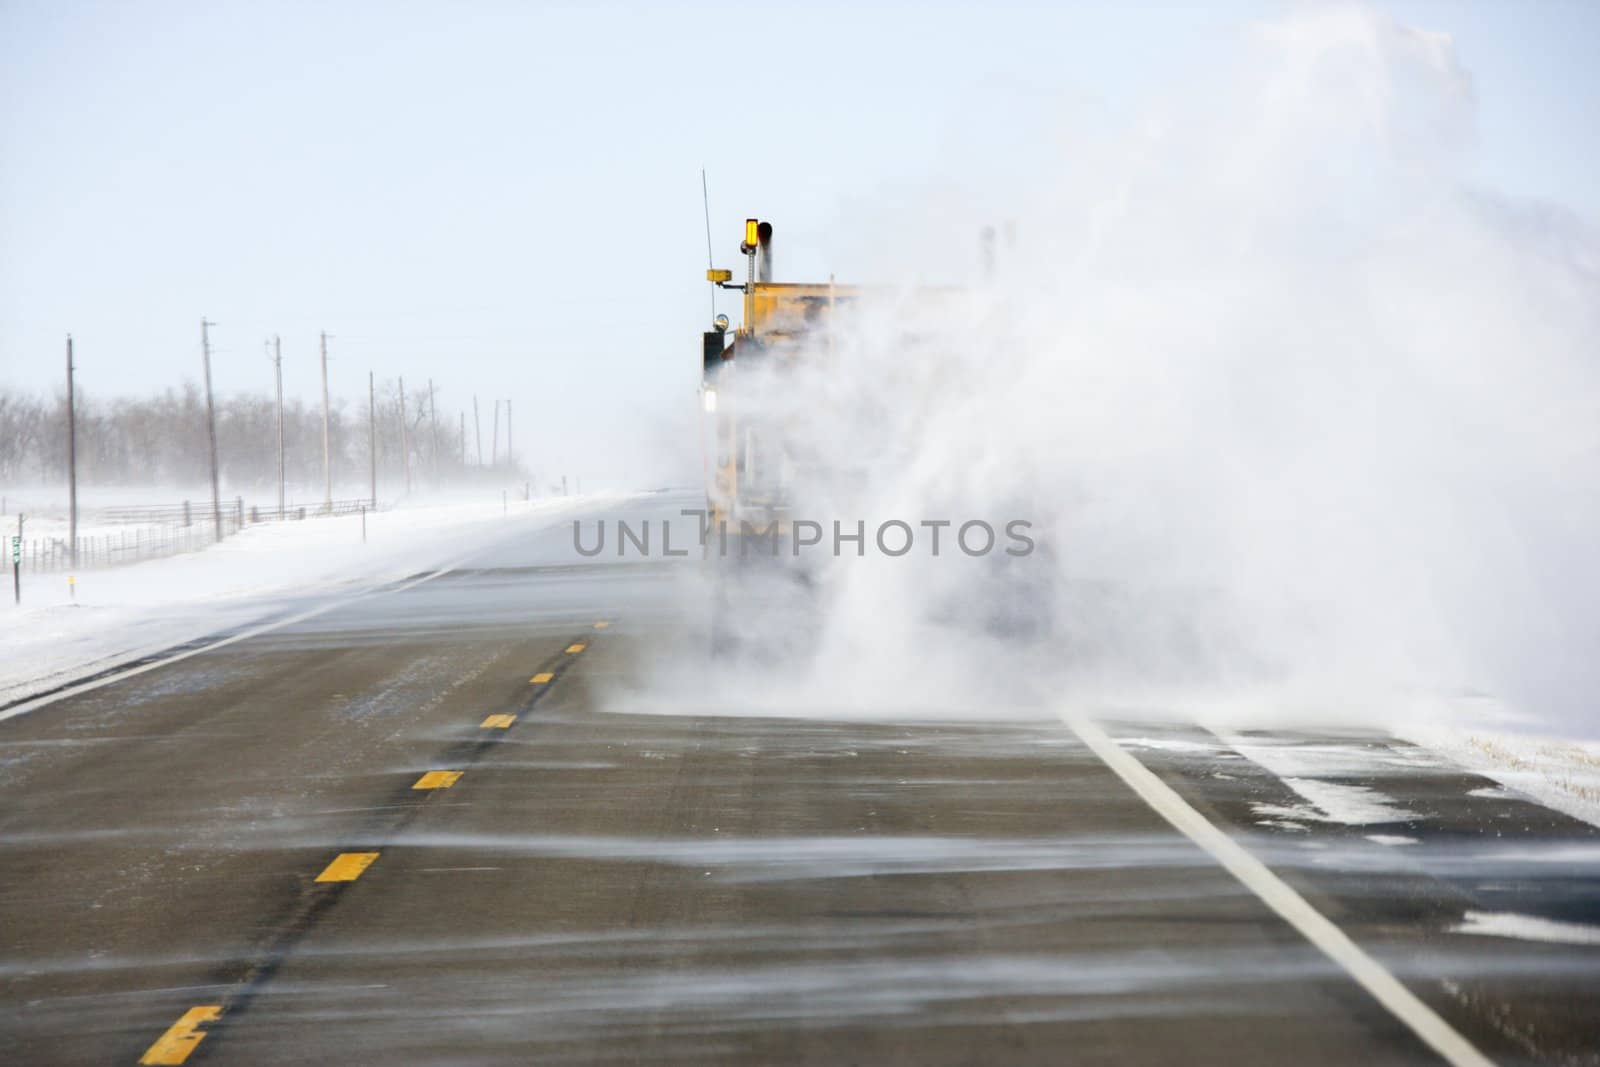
[5, 1, 1599, 490]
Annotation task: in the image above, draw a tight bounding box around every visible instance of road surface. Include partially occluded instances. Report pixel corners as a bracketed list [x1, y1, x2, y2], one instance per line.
[2, 492, 1598, 1064]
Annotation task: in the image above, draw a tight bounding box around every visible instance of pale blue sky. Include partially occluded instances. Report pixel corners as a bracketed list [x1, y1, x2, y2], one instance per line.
[2, 1, 1597, 485]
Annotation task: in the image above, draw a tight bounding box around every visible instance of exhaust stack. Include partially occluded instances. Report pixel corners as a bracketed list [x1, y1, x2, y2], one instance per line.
[756, 220, 774, 282]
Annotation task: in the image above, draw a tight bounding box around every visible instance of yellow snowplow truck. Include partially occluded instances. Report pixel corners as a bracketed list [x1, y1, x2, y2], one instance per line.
[697, 218, 1048, 655]
[700, 217, 856, 540]
[696, 218, 860, 655]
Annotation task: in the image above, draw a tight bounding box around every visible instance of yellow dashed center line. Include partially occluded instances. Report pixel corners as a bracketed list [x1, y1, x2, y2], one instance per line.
[412, 770, 463, 790]
[314, 851, 380, 883]
[145, 623, 617, 1066]
[139, 1005, 222, 1065]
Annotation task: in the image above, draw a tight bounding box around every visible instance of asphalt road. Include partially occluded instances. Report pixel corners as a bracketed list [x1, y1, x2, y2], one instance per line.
[2, 492, 1598, 1065]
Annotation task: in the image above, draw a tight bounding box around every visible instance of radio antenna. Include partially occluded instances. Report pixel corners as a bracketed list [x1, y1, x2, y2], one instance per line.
[701, 168, 716, 321]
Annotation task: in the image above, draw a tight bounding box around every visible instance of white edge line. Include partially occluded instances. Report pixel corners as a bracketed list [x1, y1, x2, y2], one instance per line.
[1058, 709, 1494, 1067]
[0, 557, 472, 725]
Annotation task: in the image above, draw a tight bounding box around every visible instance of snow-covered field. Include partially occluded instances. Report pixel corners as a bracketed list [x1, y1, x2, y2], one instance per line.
[0, 492, 601, 707]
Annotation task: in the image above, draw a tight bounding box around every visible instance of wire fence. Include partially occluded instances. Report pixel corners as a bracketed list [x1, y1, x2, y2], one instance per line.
[94, 497, 375, 527]
[14, 497, 382, 574]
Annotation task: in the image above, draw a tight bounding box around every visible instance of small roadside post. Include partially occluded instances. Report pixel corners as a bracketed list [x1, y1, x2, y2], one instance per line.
[361, 505, 367, 544]
[68, 575, 75, 601]
[11, 518, 22, 605]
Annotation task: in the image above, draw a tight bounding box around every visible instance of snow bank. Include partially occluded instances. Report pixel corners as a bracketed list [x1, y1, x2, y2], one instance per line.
[0, 494, 602, 708]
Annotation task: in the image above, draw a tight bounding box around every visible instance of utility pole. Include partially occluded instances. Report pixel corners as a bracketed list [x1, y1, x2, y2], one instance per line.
[368, 370, 377, 509]
[65, 334, 78, 565]
[272, 336, 285, 519]
[319, 331, 332, 513]
[428, 379, 440, 482]
[473, 395, 483, 467]
[201, 319, 222, 542]
[398, 376, 411, 495]
[491, 398, 500, 466]
[506, 398, 513, 468]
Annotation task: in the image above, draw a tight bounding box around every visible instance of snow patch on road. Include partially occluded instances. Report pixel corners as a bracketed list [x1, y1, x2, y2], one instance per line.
[1405, 726, 1600, 832]
[1227, 736, 1423, 828]
[1227, 737, 1451, 779]
[1453, 911, 1600, 946]
[1250, 778, 1419, 828]
[1116, 737, 1229, 755]
[1219, 725, 1600, 834]
[1281, 778, 1420, 825]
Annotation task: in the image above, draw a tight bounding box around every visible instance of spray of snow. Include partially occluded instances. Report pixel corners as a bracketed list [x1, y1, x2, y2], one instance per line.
[627, 6, 1600, 746]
